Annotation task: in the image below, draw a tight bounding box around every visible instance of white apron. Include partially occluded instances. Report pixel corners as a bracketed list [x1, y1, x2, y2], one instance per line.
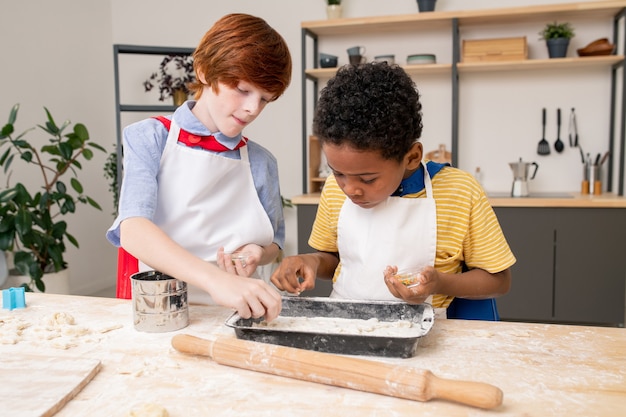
[332, 162, 437, 303]
[139, 120, 274, 304]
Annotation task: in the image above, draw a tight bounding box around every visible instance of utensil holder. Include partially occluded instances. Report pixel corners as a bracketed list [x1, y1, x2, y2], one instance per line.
[583, 165, 602, 195]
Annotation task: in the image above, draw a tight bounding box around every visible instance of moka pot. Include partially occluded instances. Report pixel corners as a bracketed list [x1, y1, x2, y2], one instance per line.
[509, 158, 539, 197]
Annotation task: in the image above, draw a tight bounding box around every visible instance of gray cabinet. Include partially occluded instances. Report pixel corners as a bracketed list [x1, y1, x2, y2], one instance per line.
[295, 204, 332, 297]
[296, 203, 626, 325]
[495, 207, 626, 326]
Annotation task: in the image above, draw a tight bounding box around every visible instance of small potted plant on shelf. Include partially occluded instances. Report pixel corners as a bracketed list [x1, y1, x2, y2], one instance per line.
[417, 0, 437, 13]
[0, 104, 106, 292]
[539, 21, 575, 58]
[326, 0, 343, 19]
[143, 54, 195, 106]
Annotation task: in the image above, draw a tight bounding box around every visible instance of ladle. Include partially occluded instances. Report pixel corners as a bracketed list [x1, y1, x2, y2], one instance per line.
[554, 108, 564, 153]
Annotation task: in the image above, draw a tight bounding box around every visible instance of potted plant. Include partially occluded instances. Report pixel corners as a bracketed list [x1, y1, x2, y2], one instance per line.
[417, 0, 437, 13]
[0, 104, 106, 292]
[539, 22, 575, 58]
[326, 0, 342, 19]
[103, 145, 119, 217]
[143, 54, 195, 105]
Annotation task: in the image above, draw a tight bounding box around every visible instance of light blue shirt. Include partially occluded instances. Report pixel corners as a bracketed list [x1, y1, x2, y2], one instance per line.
[106, 101, 285, 249]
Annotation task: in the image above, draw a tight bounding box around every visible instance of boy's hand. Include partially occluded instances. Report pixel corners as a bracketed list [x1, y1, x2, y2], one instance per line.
[384, 265, 439, 304]
[270, 255, 317, 295]
[217, 246, 262, 277]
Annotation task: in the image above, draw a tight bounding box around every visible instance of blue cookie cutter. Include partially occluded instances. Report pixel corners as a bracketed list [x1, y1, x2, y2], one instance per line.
[2, 287, 26, 310]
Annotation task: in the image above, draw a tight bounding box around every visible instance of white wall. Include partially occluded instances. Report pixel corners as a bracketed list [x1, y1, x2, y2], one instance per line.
[1, 0, 620, 295]
[1, 0, 117, 295]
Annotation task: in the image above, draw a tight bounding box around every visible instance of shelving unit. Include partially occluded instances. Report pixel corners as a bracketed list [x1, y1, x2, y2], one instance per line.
[300, 1, 626, 195]
[112, 44, 195, 190]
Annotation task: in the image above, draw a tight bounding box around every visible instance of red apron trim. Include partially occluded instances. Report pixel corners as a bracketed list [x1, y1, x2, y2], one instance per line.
[153, 116, 247, 152]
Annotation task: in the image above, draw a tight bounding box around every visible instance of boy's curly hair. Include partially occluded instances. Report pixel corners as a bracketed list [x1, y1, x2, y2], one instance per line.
[313, 62, 423, 162]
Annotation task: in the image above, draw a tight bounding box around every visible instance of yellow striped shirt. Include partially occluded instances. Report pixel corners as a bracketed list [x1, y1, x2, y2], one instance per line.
[309, 166, 516, 308]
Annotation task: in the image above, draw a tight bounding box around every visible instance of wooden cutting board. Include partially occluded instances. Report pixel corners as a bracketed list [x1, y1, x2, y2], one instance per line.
[0, 355, 101, 417]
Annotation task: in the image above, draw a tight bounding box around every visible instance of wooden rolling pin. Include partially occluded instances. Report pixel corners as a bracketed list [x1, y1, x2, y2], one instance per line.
[171, 334, 503, 409]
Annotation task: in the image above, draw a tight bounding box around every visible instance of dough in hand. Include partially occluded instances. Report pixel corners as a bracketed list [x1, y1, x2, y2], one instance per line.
[125, 403, 169, 417]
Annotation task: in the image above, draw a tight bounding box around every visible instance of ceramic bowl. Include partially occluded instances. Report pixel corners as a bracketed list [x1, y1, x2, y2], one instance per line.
[319, 53, 338, 68]
[577, 38, 615, 56]
[407, 53, 437, 65]
[374, 54, 395, 64]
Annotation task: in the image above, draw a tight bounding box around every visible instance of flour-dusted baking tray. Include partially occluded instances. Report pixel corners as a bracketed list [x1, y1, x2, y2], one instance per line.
[225, 297, 434, 358]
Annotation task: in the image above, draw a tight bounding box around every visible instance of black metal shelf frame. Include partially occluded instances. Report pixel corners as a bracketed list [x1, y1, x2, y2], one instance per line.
[112, 44, 195, 191]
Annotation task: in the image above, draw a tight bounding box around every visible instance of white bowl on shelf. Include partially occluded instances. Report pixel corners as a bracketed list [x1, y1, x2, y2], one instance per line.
[407, 54, 436, 65]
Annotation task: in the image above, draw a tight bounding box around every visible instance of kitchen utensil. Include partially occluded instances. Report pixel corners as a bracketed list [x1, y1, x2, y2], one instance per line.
[509, 158, 539, 197]
[554, 108, 564, 153]
[225, 296, 434, 358]
[537, 108, 550, 155]
[131, 270, 188, 332]
[0, 355, 101, 417]
[569, 108, 578, 147]
[600, 151, 610, 165]
[171, 334, 504, 409]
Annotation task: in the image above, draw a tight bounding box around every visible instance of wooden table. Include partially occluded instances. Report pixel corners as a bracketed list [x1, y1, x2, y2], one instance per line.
[1, 293, 625, 416]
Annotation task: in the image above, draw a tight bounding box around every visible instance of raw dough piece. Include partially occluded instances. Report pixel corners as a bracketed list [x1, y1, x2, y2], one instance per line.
[125, 403, 169, 417]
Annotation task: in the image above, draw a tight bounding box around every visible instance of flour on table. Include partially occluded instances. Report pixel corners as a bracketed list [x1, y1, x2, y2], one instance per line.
[0, 310, 123, 349]
[253, 316, 421, 337]
[125, 403, 169, 417]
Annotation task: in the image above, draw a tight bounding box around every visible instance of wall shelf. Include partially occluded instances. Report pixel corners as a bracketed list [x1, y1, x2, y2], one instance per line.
[300, 0, 626, 195]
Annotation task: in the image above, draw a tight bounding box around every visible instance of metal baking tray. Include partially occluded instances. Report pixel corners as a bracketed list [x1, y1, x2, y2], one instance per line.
[225, 296, 434, 358]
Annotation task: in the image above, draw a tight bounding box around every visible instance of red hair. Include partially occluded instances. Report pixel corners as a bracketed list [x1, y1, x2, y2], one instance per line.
[189, 13, 292, 101]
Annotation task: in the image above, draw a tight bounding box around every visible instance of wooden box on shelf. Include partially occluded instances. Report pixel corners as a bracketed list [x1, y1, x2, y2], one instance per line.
[462, 37, 528, 62]
[308, 135, 327, 193]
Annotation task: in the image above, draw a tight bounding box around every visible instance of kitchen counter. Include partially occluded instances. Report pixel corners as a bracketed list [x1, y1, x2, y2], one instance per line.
[291, 192, 626, 208]
[1, 293, 624, 416]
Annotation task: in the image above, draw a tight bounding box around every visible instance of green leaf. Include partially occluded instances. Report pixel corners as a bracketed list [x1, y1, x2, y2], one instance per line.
[14, 208, 33, 236]
[73, 123, 89, 141]
[8, 103, 19, 124]
[2, 154, 14, 173]
[1, 123, 14, 138]
[20, 151, 33, 163]
[59, 141, 73, 160]
[82, 148, 94, 160]
[56, 181, 67, 194]
[88, 142, 107, 152]
[86, 196, 102, 210]
[35, 277, 46, 293]
[0, 147, 11, 165]
[43, 107, 59, 134]
[66, 232, 79, 248]
[70, 178, 83, 193]
[0, 231, 14, 250]
[61, 198, 75, 214]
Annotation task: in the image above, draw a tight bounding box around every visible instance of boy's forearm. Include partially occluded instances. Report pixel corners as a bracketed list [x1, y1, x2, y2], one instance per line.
[306, 251, 340, 280]
[437, 268, 511, 299]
